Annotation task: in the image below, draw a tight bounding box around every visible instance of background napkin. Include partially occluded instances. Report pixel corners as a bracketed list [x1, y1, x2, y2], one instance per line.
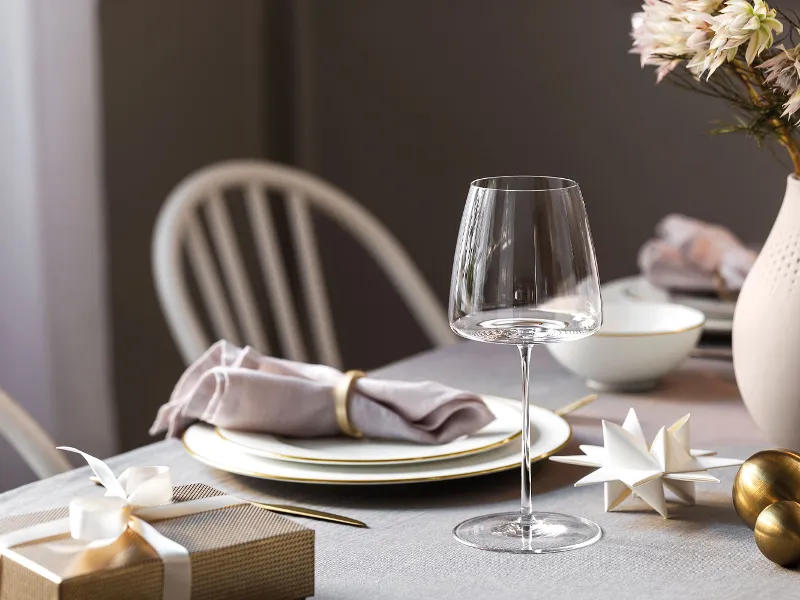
[638, 214, 756, 292]
[150, 341, 496, 444]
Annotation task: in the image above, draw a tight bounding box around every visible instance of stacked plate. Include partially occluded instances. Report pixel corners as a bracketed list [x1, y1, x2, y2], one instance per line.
[182, 396, 571, 485]
[603, 276, 735, 335]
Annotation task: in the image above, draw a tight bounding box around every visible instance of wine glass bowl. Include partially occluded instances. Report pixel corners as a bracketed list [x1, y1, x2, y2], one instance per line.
[450, 176, 602, 345]
[449, 175, 603, 553]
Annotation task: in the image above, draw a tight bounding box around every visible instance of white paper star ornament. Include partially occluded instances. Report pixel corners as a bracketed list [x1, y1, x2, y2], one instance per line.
[550, 408, 743, 518]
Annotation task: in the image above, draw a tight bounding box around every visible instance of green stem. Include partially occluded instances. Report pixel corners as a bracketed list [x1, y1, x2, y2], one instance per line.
[730, 59, 800, 176]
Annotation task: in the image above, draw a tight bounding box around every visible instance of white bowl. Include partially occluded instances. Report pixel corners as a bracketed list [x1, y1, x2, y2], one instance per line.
[547, 301, 705, 392]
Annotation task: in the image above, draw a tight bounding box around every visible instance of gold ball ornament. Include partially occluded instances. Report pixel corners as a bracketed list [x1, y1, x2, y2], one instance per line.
[732, 449, 800, 530]
[754, 501, 800, 567]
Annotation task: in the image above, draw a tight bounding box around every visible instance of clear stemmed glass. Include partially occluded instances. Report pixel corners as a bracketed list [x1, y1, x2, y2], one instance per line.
[449, 176, 603, 553]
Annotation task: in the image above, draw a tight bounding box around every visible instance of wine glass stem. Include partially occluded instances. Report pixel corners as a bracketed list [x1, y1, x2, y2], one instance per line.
[518, 344, 534, 526]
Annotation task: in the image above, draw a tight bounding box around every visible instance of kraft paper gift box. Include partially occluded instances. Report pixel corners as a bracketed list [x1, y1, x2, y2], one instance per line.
[0, 483, 315, 600]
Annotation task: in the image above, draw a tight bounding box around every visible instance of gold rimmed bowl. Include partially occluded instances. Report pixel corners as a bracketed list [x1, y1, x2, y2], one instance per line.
[547, 301, 705, 392]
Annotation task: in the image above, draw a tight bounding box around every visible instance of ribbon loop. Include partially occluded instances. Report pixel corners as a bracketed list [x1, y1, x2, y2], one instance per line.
[119, 466, 173, 507]
[58, 446, 127, 499]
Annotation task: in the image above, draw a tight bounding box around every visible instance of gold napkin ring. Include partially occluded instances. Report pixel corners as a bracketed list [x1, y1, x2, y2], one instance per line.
[334, 370, 366, 438]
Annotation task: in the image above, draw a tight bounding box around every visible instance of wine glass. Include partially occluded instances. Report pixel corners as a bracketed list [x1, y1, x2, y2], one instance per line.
[449, 176, 603, 553]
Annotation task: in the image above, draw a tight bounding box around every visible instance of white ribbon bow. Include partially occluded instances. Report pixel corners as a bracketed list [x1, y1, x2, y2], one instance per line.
[0, 447, 243, 600]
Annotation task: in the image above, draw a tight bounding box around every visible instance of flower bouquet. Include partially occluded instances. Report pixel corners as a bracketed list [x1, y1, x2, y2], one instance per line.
[632, 0, 800, 173]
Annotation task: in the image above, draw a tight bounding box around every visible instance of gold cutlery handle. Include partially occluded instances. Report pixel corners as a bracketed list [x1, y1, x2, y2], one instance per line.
[554, 394, 598, 417]
[248, 501, 368, 528]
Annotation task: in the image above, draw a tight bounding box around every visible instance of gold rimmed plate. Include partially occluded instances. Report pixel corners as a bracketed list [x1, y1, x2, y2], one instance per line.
[603, 275, 733, 333]
[216, 395, 522, 467]
[182, 402, 571, 485]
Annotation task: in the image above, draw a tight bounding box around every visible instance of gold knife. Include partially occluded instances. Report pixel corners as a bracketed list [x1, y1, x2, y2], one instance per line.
[89, 476, 368, 528]
[553, 393, 598, 417]
[247, 501, 368, 528]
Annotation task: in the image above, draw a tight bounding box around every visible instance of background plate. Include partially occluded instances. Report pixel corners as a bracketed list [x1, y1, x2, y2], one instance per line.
[603, 276, 733, 334]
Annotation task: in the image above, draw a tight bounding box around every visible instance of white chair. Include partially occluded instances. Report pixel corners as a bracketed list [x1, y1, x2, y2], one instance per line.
[153, 160, 456, 367]
[0, 387, 71, 479]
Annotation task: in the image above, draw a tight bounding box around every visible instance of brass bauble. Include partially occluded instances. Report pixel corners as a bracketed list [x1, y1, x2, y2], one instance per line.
[733, 449, 800, 530]
[754, 501, 800, 567]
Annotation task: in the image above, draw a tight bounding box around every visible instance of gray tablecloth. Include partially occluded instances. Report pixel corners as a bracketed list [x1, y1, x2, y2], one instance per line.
[0, 342, 792, 599]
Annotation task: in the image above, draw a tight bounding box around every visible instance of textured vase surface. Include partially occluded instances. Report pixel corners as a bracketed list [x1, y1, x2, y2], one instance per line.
[734, 175, 800, 450]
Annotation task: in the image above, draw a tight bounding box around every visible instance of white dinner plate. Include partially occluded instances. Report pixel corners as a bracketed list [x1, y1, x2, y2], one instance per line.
[182, 403, 571, 485]
[603, 276, 733, 334]
[625, 277, 735, 319]
[217, 395, 522, 466]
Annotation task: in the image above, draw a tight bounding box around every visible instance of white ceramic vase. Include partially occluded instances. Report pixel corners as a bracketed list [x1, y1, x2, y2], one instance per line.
[733, 175, 800, 449]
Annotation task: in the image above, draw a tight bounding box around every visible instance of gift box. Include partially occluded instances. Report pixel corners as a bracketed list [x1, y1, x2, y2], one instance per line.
[0, 483, 315, 600]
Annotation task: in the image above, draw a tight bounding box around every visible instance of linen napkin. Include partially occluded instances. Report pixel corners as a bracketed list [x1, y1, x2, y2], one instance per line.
[150, 340, 496, 444]
[638, 214, 756, 292]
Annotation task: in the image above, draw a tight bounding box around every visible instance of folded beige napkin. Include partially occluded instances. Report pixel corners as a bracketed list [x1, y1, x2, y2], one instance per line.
[638, 214, 756, 292]
[150, 340, 495, 444]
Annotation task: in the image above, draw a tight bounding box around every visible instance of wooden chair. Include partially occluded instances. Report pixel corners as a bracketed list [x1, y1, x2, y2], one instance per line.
[0, 387, 71, 479]
[153, 160, 456, 367]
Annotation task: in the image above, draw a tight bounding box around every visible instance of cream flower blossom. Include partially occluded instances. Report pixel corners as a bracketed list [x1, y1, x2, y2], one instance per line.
[632, 1, 696, 82]
[685, 11, 718, 76]
[761, 44, 800, 119]
[631, 0, 722, 81]
[685, 0, 723, 11]
[704, 0, 783, 76]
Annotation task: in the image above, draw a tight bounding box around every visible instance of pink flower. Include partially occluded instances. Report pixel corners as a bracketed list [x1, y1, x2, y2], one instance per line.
[761, 45, 800, 119]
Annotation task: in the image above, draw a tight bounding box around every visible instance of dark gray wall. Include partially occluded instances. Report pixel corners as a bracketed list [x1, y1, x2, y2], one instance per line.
[300, 0, 787, 372]
[100, 0, 264, 450]
[101, 0, 789, 452]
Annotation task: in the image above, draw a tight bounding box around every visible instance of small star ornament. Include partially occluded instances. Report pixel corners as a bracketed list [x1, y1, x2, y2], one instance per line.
[550, 409, 743, 518]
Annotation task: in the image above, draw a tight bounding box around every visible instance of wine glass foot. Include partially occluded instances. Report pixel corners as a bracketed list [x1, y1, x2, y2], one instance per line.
[453, 511, 601, 553]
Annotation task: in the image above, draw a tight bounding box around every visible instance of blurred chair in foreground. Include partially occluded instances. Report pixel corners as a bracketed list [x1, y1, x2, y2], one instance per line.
[0, 387, 71, 479]
[153, 160, 455, 368]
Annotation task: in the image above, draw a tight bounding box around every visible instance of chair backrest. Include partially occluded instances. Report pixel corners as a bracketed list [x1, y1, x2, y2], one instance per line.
[153, 160, 456, 367]
[0, 387, 71, 479]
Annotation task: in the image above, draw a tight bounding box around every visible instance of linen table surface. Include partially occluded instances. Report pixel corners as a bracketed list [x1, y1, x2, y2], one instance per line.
[0, 342, 786, 599]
